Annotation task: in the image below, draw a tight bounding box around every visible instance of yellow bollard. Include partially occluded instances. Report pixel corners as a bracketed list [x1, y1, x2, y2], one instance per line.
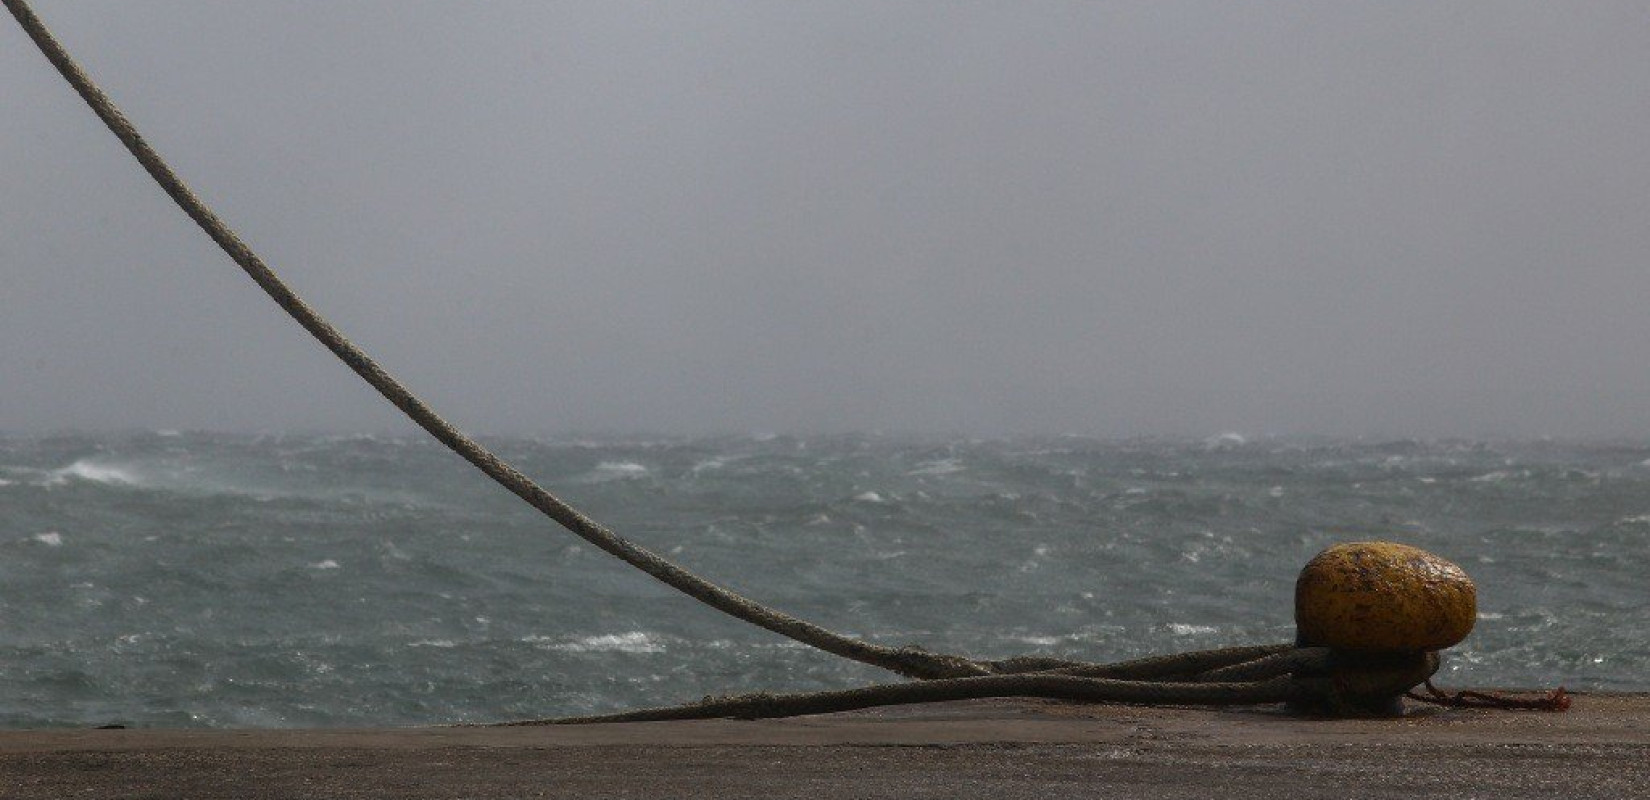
[1295, 541, 1476, 653]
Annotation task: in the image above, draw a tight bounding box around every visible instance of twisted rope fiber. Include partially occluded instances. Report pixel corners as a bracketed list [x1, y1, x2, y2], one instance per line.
[511, 674, 1302, 725]
[8, 1, 1447, 720]
[503, 648, 1447, 725]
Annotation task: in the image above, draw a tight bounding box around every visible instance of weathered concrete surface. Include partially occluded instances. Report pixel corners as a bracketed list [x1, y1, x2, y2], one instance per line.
[2, 694, 1645, 799]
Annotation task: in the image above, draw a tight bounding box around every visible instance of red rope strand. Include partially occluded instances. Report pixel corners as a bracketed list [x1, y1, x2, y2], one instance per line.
[1407, 679, 1571, 712]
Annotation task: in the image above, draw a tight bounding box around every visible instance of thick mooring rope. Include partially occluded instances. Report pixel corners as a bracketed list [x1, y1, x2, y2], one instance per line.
[520, 674, 1303, 725]
[503, 647, 1445, 724]
[8, 1, 1466, 720]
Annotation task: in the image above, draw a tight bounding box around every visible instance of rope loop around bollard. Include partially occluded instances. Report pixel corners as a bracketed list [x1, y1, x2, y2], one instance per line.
[491, 645, 1455, 725]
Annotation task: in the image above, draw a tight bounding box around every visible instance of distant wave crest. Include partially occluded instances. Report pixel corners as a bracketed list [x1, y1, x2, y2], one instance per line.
[47, 460, 143, 487]
[536, 631, 667, 654]
[590, 461, 650, 481]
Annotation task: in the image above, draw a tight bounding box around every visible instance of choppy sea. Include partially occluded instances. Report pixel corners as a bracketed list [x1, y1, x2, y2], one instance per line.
[1, 431, 1645, 728]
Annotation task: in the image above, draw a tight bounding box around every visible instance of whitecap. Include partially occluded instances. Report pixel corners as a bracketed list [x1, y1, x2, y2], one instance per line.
[594, 461, 649, 478]
[322, 433, 381, 444]
[1618, 514, 1650, 526]
[1167, 623, 1217, 636]
[1014, 635, 1066, 647]
[544, 631, 666, 654]
[408, 639, 457, 649]
[309, 559, 341, 570]
[1203, 432, 1247, 450]
[853, 491, 885, 503]
[908, 458, 963, 476]
[1018, 544, 1050, 573]
[690, 457, 727, 474]
[33, 531, 63, 547]
[47, 460, 141, 487]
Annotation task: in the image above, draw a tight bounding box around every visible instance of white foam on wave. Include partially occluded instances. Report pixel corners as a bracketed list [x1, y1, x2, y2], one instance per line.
[1619, 514, 1650, 526]
[309, 559, 341, 570]
[593, 461, 649, 479]
[1203, 432, 1247, 450]
[853, 491, 885, 503]
[47, 460, 142, 487]
[542, 631, 666, 654]
[908, 458, 964, 476]
[1014, 634, 1069, 647]
[1017, 543, 1052, 573]
[33, 531, 63, 547]
[691, 457, 728, 474]
[1167, 623, 1217, 636]
[14, 454, 291, 498]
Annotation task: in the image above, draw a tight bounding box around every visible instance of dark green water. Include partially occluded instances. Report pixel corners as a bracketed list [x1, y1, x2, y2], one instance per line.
[1, 431, 1645, 727]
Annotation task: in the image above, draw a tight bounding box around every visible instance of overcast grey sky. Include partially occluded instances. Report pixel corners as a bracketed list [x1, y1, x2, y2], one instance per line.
[3, 2, 1648, 438]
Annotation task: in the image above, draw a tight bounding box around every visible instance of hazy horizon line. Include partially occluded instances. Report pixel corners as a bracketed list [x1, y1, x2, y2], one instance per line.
[6, 425, 1650, 447]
